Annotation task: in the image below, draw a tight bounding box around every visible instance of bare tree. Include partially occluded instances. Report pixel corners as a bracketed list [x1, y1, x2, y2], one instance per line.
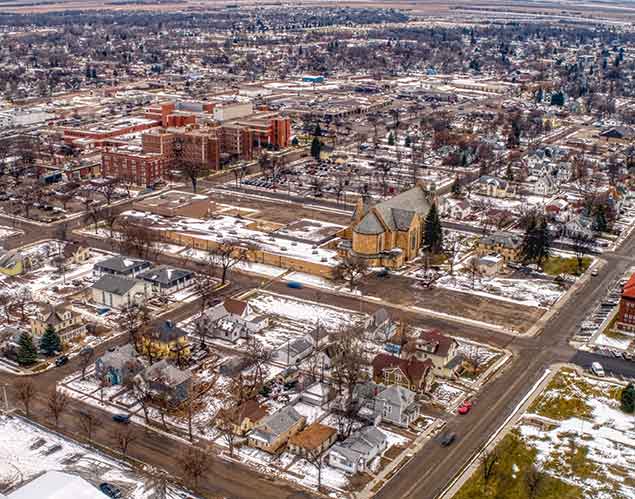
[115, 428, 137, 456]
[143, 467, 170, 499]
[334, 254, 368, 291]
[13, 287, 32, 321]
[570, 232, 595, 274]
[52, 255, 68, 286]
[305, 447, 328, 492]
[179, 447, 207, 488]
[179, 161, 205, 193]
[129, 376, 151, 424]
[0, 290, 13, 323]
[47, 389, 69, 428]
[465, 256, 482, 289]
[524, 464, 547, 499]
[214, 404, 240, 457]
[15, 379, 36, 417]
[206, 240, 251, 284]
[244, 338, 271, 388]
[78, 410, 98, 442]
[481, 448, 499, 492]
[78, 346, 94, 380]
[117, 218, 161, 260]
[96, 177, 121, 205]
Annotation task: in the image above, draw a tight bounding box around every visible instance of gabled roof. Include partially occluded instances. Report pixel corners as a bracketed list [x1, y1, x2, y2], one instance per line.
[144, 359, 191, 386]
[371, 353, 433, 386]
[623, 273, 635, 300]
[354, 185, 431, 235]
[255, 405, 304, 441]
[412, 329, 455, 357]
[376, 384, 416, 409]
[480, 231, 522, 249]
[288, 422, 336, 450]
[98, 344, 138, 369]
[224, 298, 248, 316]
[154, 320, 187, 343]
[218, 398, 268, 425]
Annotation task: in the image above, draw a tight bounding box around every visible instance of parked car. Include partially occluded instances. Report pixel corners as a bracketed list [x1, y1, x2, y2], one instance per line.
[112, 414, 130, 424]
[591, 268, 599, 277]
[99, 483, 122, 498]
[457, 401, 472, 415]
[591, 362, 605, 377]
[440, 432, 456, 447]
[54, 355, 69, 367]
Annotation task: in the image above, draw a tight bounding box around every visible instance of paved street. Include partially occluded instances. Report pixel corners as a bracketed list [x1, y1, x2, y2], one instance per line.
[375, 233, 635, 499]
[2, 198, 635, 499]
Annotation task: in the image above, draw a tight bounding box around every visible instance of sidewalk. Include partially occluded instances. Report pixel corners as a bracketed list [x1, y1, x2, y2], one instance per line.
[357, 419, 446, 499]
[438, 365, 560, 499]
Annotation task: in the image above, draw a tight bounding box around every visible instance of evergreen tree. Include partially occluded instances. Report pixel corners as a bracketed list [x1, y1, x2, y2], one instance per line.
[522, 215, 551, 268]
[310, 136, 321, 160]
[505, 163, 514, 181]
[551, 91, 565, 106]
[535, 217, 551, 268]
[404, 136, 411, 148]
[593, 205, 608, 233]
[521, 215, 538, 264]
[423, 203, 443, 254]
[17, 332, 37, 366]
[40, 325, 61, 356]
[314, 123, 322, 137]
[451, 177, 461, 197]
[535, 87, 544, 103]
[387, 132, 395, 146]
[291, 136, 299, 146]
[621, 383, 635, 413]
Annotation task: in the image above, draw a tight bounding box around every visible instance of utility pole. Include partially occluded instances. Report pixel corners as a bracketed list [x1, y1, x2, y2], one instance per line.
[1, 384, 9, 413]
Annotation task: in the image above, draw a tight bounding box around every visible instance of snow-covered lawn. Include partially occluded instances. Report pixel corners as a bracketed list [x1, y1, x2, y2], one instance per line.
[436, 273, 563, 308]
[429, 382, 466, 407]
[517, 369, 635, 499]
[244, 291, 369, 349]
[0, 416, 193, 498]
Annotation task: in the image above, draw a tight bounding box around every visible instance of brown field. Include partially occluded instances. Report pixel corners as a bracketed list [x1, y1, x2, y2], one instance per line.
[1, 0, 635, 21]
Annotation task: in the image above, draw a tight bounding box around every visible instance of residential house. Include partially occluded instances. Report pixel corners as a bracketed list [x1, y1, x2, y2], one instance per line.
[140, 320, 190, 362]
[617, 273, 635, 332]
[140, 359, 192, 404]
[95, 344, 143, 386]
[301, 381, 334, 407]
[563, 216, 595, 240]
[200, 298, 269, 343]
[341, 184, 435, 269]
[216, 399, 268, 436]
[328, 426, 388, 474]
[369, 308, 396, 342]
[375, 385, 419, 428]
[30, 305, 87, 344]
[219, 356, 251, 376]
[477, 176, 515, 198]
[0, 249, 30, 276]
[600, 126, 635, 140]
[534, 173, 558, 197]
[273, 335, 314, 365]
[478, 254, 505, 276]
[441, 198, 471, 220]
[93, 255, 151, 277]
[91, 275, 149, 309]
[402, 329, 463, 378]
[62, 242, 90, 266]
[139, 266, 194, 295]
[476, 231, 523, 263]
[371, 353, 435, 393]
[248, 405, 306, 453]
[288, 423, 337, 458]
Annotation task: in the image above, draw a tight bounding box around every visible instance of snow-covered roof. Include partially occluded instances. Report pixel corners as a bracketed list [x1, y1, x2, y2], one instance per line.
[7, 471, 102, 499]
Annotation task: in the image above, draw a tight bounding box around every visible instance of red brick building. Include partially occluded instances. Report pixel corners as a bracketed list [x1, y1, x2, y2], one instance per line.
[63, 117, 160, 148]
[101, 147, 168, 186]
[617, 274, 635, 332]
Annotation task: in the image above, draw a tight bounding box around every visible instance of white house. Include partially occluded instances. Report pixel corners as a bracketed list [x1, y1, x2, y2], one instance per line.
[199, 298, 269, 343]
[329, 426, 388, 474]
[91, 275, 149, 309]
[274, 335, 314, 365]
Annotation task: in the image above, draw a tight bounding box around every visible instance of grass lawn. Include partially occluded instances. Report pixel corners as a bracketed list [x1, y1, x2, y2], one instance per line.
[454, 432, 582, 499]
[543, 256, 592, 277]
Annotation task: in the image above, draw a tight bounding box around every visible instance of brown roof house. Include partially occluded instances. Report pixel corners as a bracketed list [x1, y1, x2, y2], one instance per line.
[403, 329, 464, 378]
[216, 399, 268, 436]
[200, 298, 269, 343]
[62, 242, 91, 266]
[30, 304, 87, 344]
[371, 353, 434, 393]
[247, 405, 306, 453]
[288, 422, 337, 458]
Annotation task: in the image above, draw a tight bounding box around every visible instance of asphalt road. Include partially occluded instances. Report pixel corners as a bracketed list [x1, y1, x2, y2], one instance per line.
[376, 236, 635, 499]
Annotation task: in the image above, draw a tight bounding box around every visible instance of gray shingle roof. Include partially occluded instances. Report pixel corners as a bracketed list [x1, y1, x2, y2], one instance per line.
[92, 275, 141, 295]
[354, 185, 431, 235]
[257, 406, 303, 440]
[94, 256, 150, 275]
[139, 266, 193, 286]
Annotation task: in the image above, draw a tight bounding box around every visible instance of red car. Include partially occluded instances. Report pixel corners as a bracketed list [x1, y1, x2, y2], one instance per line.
[457, 401, 472, 415]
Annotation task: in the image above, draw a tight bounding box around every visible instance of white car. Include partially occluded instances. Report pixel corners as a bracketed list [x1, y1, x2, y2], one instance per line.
[591, 362, 605, 377]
